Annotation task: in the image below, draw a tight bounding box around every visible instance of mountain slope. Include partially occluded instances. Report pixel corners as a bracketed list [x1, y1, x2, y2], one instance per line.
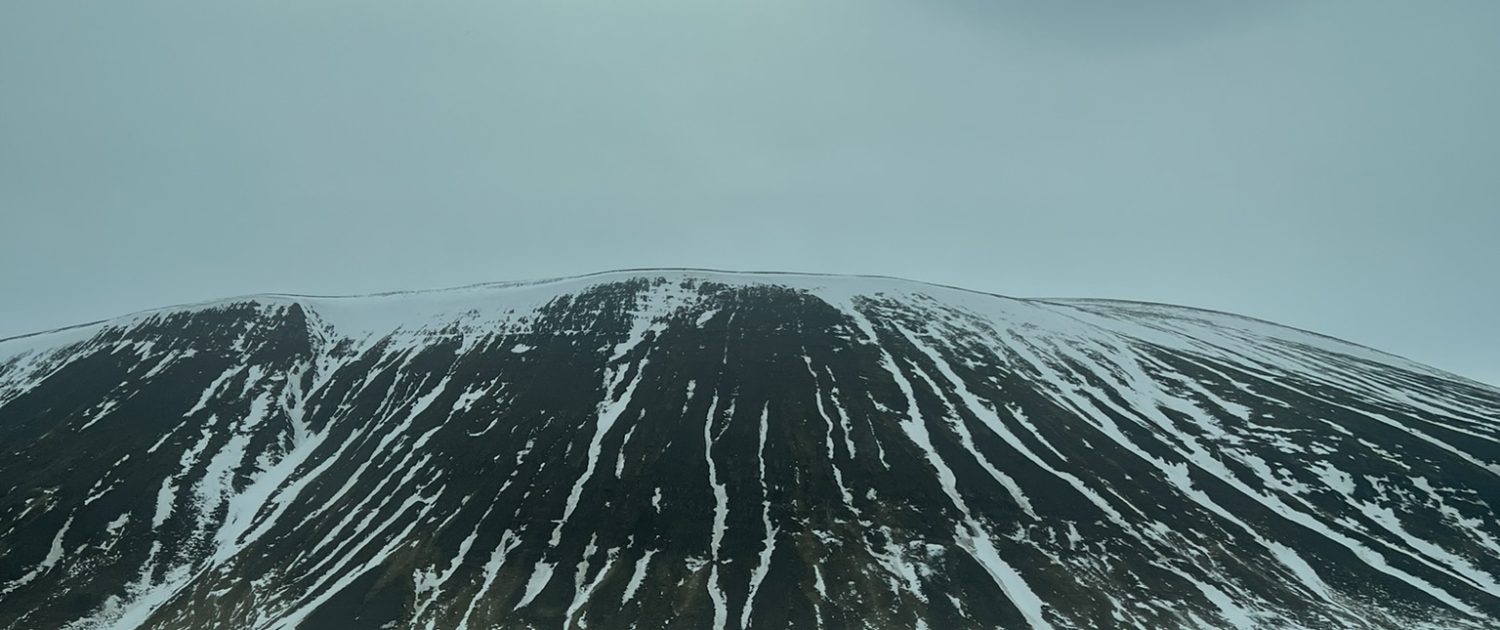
[1, 270, 1497, 630]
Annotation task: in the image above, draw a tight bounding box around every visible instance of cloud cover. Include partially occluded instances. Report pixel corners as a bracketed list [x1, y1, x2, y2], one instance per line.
[1, 0, 1496, 384]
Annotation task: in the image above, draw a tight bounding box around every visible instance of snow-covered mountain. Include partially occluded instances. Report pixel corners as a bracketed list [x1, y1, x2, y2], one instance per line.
[1, 269, 1497, 630]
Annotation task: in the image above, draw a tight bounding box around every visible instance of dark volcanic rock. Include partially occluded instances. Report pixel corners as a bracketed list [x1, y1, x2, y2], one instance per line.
[0, 270, 1497, 630]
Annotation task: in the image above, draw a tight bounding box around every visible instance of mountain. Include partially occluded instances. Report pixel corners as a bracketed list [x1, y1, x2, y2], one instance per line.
[1, 269, 1497, 630]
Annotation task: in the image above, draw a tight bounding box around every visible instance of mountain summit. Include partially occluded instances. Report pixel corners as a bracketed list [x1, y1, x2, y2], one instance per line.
[1, 270, 1497, 629]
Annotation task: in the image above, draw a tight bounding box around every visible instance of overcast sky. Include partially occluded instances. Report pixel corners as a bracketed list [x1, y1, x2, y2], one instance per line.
[2, 1, 1496, 386]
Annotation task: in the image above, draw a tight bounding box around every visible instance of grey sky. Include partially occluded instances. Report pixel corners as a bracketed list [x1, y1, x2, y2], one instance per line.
[2, 1, 1497, 386]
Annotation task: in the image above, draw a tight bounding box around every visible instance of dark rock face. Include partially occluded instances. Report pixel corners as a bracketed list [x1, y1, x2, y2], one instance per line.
[0, 271, 1497, 630]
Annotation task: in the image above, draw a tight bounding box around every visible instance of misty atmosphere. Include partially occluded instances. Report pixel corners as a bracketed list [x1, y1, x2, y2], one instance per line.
[1, 2, 1497, 630]
[2, 1, 1495, 385]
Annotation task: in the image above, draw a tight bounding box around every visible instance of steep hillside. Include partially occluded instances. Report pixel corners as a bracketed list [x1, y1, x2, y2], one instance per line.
[1, 270, 1497, 630]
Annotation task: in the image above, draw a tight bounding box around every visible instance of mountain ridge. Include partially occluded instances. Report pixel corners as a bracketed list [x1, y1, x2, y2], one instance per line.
[0, 268, 1461, 385]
